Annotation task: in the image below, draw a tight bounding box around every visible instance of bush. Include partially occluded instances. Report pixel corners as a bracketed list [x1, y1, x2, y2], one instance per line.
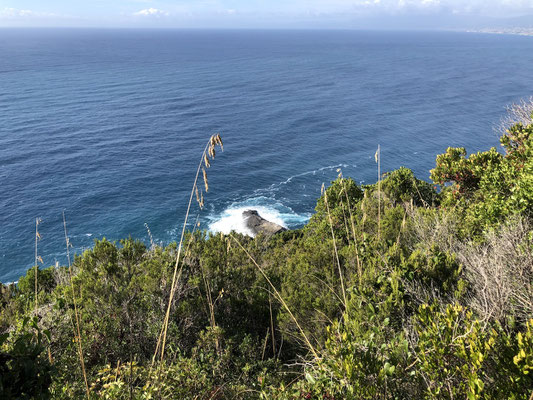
[0, 316, 53, 399]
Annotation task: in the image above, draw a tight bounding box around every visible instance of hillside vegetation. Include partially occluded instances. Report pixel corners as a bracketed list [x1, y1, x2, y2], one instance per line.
[1, 104, 532, 399]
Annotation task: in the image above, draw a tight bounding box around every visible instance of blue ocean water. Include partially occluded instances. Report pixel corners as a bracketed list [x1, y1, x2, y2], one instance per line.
[1, 29, 532, 283]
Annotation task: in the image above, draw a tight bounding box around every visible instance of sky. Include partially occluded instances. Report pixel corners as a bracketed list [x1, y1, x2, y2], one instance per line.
[0, 0, 532, 29]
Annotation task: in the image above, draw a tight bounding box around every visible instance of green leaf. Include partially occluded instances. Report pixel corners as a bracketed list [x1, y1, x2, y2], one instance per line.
[305, 372, 316, 385]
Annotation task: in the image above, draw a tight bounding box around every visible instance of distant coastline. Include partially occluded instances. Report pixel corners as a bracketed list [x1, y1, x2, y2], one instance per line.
[465, 28, 533, 37]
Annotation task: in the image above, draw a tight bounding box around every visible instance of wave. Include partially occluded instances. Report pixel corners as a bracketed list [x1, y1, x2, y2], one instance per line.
[207, 197, 311, 237]
[254, 163, 357, 196]
[207, 165, 358, 237]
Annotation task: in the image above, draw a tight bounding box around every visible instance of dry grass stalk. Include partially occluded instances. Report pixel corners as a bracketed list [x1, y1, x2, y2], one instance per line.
[150, 219, 199, 370]
[202, 167, 209, 192]
[261, 328, 270, 361]
[34, 217, 42, 311]
[63, 212, 90, 398]
[155, 134, 223, 367]
[309, 273, 345, 307]
[375, 145, 381, 241]
[230, 233, 319, 359]
[340, 197, 350, 240]
[395, 211, 407, 245]
[269, 294, 276, 358]
[336, 171, 351, 241]
[361, 191, 368, 232]
[322, 183, 347, 309]
[338, 170, 363, 287]
[412, 179, 430, 208]
[199, 259, 220, 352]
[144, 223, 155, 250]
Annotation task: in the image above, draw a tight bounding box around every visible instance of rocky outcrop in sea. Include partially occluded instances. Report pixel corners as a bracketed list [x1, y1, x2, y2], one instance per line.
[242, 210, 287, 236]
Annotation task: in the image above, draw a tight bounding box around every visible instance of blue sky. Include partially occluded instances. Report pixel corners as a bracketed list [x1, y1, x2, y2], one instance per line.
[0, 0, 532, 28]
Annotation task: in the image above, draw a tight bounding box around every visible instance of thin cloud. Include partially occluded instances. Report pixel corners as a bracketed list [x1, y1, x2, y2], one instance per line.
[1, 8, 38, 17]
[133, 8, 169, 17]
[312, 0, 531, 14]
[0, 7, 74, 20]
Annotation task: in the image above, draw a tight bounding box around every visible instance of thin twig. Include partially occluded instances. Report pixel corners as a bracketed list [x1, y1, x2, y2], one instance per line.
[155, 134, 223, 372]
[322, 184, 347, 308]
[63, 211, 90, 398]
[340, 176, 363, 288]
[230, 234, 319, 359]
[34, 218, 40, 311]
[158, 142, 209, 364]
[269, 294, 276, 357]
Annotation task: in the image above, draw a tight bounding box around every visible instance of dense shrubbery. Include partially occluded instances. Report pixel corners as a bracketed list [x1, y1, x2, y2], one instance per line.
[1, 108, 532, 399]
[430, 116, 532, 236]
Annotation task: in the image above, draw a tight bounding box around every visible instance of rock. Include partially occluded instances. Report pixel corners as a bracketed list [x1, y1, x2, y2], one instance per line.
[243, 210, 287, 236]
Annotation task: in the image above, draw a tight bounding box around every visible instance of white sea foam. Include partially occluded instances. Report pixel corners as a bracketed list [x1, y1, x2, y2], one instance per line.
[203, 165, 358, 238]
[253, 163, 357, 196]
[208, 198, 310, 237]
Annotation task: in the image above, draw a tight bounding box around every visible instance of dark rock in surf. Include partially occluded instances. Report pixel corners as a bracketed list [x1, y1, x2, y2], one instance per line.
[243, 210, 287, 236]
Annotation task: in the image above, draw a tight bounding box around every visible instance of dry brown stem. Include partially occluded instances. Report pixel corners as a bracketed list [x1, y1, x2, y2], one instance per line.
[155, 134, 223, 368]
[459, 218, 533, 325]
[497, 97, 533, 136]
[34, 217, 42, 312]
[63, 211, 90, 397]
[230, 233, 319, 359]
[322, 183, 347, 308]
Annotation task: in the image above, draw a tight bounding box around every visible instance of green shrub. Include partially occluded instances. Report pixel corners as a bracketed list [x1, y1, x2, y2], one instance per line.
[0, 316, 53, 399]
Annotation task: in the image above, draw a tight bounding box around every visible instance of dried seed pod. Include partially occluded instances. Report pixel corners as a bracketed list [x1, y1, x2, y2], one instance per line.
[202, 168, 209, 192]
[204, 154, 210, 168]
[195, 185, 200, 203]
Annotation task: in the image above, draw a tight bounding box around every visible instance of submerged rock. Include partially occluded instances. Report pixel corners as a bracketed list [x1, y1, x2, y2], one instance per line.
[243, 210, 287, 236]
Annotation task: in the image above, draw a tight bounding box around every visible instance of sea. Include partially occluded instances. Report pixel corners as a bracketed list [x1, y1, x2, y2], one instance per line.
[1, 28, 532, 283]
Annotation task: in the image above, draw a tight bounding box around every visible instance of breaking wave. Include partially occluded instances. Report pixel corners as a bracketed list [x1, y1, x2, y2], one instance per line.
[207, 197, 311, 237]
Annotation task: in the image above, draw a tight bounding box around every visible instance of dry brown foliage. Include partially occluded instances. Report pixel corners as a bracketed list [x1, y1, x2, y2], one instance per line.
[458, 218, 533, 325]
[496, 97, 533, 136]
[409, 208, 532, 326]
